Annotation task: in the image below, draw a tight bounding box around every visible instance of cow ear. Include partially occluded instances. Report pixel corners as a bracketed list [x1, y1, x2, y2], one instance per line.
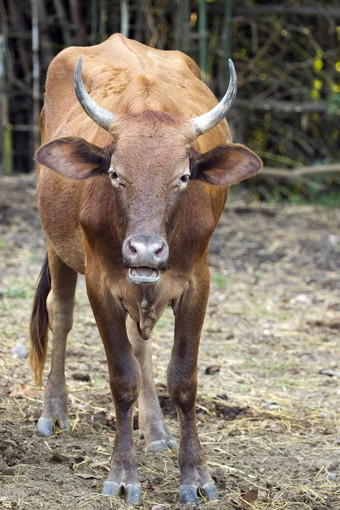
[35, 137, 114, 179]
[190, 144, 262, 186]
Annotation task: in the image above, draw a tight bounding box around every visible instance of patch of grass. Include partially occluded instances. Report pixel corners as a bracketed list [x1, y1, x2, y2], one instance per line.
[0, 236, 4, 251]
[155, 308, 173, 330]
[253, 305, 289, 320]
[2, 277, 35, 301]
[155, 318, 168, 329]
[211, 272, 229, 290]
[243, 354, 254, 366]
[4, 288, 28, 299]
[265, 361, 294, 375]
[91, 377, 105, 388]
[224, 345, 234, 355]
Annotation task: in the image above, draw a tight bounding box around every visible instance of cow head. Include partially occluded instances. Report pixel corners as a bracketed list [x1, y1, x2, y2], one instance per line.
[36, 58, 262, 284]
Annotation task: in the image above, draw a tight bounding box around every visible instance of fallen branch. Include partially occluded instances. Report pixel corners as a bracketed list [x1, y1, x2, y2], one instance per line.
[260, 164, 340, 178]
[235, 99, 330, 114]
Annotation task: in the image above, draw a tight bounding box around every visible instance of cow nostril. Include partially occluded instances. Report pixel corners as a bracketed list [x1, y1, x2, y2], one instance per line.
[154, 241, 168, 263]
[128, 241, 137, 254]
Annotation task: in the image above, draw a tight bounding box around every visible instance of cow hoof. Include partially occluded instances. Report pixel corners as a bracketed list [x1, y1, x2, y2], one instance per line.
[102, 481, 142, 505]
[168, 439, 179, 452]
[179, 484, 201, 505]
[102, 481, 120, 496]
[201, 482, 220, 501]
[38, 417, 70, 436]
[179, 483, 219, 504]
[147, 438, 178, 454]
[125, 484, 142, 505]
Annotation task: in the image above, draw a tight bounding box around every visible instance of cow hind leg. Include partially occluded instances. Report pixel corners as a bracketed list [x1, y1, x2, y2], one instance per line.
[31, 248, 77, 436]
[126, 315, 177, 453]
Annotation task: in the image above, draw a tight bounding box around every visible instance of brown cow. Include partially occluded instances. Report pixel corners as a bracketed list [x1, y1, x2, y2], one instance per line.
[30, 34, 262, 505]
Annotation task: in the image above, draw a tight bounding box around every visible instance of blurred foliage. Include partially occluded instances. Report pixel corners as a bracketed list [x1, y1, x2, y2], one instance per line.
[1, 0, 339, 203]
[227, 2, 340, 173]
[245, 175, 340, 207]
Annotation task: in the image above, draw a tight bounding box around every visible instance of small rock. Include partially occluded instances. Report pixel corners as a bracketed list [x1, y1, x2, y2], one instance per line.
[205, 365, 220, 375]
[264, 402, 280, 410]
[314, 459, 337, 471]
[2, 466, 15, 475]
[28, 489, 39, 496]
[11, 343, 28, 359]
[72, 373, 91, 382]
[289, 294, 312, 305]
[328, 234, 340, 247]
[49, 451, 67, 464]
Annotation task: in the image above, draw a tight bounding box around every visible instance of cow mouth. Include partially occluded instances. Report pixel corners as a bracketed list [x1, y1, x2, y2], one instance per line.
[128, 267, 160, 284]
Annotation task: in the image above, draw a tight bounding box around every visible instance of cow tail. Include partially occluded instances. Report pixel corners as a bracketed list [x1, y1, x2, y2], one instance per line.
[29, 254, 51, 387]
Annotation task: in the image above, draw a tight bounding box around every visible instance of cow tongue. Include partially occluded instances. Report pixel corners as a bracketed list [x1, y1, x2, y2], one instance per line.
[132, 267, 154, 277]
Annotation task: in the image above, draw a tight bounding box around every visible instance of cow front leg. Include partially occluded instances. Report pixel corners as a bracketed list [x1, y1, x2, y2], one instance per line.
[126, 315, 177, 453]
[86, 278, 142, 504]
[167, 270, 219, 504]
[38, 248, 77, 436]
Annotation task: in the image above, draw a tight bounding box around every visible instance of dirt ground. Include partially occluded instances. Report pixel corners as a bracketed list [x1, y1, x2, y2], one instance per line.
[0, 174, 339, 509]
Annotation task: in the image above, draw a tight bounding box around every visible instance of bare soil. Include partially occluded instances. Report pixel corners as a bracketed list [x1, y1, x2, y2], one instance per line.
[0, 174, 339, 509]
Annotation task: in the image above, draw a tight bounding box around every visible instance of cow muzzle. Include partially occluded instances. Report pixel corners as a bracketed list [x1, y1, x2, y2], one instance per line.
[122, 234, 169, 284]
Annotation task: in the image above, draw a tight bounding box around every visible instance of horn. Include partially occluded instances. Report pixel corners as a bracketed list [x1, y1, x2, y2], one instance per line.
[191, 59, 237, 137]
[74, 57, 115, 132]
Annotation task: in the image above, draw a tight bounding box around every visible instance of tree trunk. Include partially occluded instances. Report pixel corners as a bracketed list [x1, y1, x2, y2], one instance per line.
[31, 0, 40, 159]
[120, 0, 129, 37]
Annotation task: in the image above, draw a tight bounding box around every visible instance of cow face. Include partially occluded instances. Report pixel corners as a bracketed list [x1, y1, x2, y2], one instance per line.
[35, 111, 261, 283]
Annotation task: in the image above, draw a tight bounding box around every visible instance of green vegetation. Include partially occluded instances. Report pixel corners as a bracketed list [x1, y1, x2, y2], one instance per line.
[211, 272, 229, 290]
[4, 288, 29, 299]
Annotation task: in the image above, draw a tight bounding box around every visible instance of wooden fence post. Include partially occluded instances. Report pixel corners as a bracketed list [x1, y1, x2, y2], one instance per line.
[175, 0, 190, 53]
[0, 33, 13, 175]
[32, 0, 40, 162]
[120, 0, 129, 37]
[198, 0, 207, 82]
[219, 0, 232, 96]
[0, 33, 4, 174]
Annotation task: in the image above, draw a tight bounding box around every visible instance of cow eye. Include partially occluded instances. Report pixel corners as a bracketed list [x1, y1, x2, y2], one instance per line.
[109, 168, 124, 186]
[109, 169, 119, 180]
[179, 173, 190, 185]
